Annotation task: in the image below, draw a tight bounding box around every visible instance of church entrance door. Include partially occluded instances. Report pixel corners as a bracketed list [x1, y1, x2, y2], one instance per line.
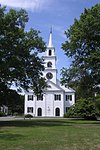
[55, 108, 60, 116]
[37, 108, 42, 116]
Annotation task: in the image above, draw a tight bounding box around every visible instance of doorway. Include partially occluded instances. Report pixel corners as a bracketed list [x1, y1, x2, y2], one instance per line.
[55, 108, 60, 116]
[37, 108, 42, 116]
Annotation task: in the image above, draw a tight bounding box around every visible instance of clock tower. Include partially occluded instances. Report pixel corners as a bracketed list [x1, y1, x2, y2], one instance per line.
[43, 29, 57, 84]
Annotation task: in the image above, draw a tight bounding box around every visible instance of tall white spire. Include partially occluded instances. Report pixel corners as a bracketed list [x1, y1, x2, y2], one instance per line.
[48, 27, 53, 47]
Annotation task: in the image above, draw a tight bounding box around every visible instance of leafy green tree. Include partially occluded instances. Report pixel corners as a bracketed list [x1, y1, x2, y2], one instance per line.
[5, 90, 24, 115]
[8, 94, 24, 116]
[95, 94, 100, 116]
[61, 4, 100, 98]
[65, 98, 97, 120]
[0, 6, 46, 104]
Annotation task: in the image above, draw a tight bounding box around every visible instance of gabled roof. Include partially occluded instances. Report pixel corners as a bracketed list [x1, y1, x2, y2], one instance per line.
[56, 79, 75, 93]
[44, 80, 64, 92]
[26, 79, 75, 94]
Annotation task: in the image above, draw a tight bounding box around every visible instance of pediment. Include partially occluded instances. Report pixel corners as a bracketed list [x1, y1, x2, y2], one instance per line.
[45, 80, 64, 91]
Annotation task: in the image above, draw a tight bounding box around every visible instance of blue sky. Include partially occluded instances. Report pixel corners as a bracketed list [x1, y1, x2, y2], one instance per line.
[0, 0, 100, 79]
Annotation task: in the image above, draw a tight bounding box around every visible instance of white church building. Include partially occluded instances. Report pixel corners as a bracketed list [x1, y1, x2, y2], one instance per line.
[24, 30, 75, 117]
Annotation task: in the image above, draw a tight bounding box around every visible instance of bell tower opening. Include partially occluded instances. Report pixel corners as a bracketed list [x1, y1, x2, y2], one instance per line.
[47, 62, 52, 67]
[49, 49, 52, 56]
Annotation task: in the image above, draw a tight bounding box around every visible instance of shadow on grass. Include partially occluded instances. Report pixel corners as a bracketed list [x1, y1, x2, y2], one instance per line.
[0, 119, 100, 128]
[0, 133, 24, 141]
[0, 119, 71, 127]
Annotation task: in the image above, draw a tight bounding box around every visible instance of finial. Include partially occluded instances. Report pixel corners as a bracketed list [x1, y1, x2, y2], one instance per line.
[50, 27, 52, 33]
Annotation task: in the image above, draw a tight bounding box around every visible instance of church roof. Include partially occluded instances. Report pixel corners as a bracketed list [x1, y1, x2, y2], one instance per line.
[44, 79, 75, 93]
[48, 28, 53, 48]
[56, 79, 75, 93]
[45, 80, 64, 91]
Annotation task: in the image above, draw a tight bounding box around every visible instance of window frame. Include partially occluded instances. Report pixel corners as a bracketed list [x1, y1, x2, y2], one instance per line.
[66, 107, 69, 112]
[66, 95, 72, 101]
[37, 94, 43, 101]
[54, 94, 61, 101]
[28, 95, 34, 101]
[27, 107, 33, 113]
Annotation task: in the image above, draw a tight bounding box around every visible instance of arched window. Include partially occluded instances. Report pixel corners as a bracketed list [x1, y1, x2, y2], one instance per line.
[49, 49, 52, 56]
[37, 108, 42, 116]
[55, 108, 60, 116]
[47, 62, 52, 68]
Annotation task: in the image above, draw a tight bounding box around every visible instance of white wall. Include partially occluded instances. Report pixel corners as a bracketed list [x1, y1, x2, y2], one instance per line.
[64, 92, 75, 113]
[43, 56, 56, 69]
[24, 91, 75, 117]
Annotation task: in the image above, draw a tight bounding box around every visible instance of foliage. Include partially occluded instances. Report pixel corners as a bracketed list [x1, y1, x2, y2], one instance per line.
[61, 4, 100, 99]
[0, 112, 6, 117]
[95, 94, 100, 116]
[24, 114, 33, 118]
[65, 98, 98, 120]
[0, 88, 24, 115]
[0, 6, 46, 102]
[8, 91, 24, 115]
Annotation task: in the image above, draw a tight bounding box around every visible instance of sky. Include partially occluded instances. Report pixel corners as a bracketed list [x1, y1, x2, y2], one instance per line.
[0, 0, 100, 79]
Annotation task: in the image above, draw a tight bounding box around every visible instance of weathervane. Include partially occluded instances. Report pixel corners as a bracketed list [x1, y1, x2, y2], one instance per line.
[50, 27, 52, 33]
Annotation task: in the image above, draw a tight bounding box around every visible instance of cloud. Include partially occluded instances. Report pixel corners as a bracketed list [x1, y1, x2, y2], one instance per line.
[0, 0, 51, 12]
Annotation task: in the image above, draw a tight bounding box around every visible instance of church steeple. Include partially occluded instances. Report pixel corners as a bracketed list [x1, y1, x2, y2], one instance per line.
[48, 27, 53, 48]
[43, 29, 57, 84]
[46, 28, 55, 57]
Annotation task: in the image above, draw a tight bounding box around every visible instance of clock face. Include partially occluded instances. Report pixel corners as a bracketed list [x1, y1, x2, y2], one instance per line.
[46, 72, 53, 79]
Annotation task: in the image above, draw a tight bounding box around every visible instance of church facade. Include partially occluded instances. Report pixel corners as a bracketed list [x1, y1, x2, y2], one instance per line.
[24, 30, 75, 117]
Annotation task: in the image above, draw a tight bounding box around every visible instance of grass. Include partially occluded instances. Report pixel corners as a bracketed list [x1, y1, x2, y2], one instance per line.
[0, 119, 100, 150]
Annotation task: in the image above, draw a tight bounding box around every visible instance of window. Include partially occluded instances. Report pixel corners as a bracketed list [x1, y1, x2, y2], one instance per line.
[47, 62, 52, 67]
[66, 107, 69, 112]
[66, 95, 72, 101]
[27, 107, 33, 113]
[37, 94, 43, 101]
[28, 95, 33, 101]
[54, 94, 61, 101]
[49, 49, 52, 56]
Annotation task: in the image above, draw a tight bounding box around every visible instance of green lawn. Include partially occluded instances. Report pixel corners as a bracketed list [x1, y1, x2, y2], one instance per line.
[0, 119, 100, 150]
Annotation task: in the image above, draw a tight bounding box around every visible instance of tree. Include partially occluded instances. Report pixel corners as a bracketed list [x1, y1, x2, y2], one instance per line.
[61, 4, 100, 98]
[0, 6, 46, 104]
[7, 92, 24, 115]
[95, 94, 100, 116]
[0, 88, 24, 115]
[65, 98, 97, 120]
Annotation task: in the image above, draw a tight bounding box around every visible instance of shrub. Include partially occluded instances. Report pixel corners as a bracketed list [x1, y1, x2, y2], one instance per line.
[13, 112, 18, 116]
[64, 105, 81, 118]
[0, 112, 6, 117]
[24, 114, 33, 118]
[64, 98, 97, 120]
